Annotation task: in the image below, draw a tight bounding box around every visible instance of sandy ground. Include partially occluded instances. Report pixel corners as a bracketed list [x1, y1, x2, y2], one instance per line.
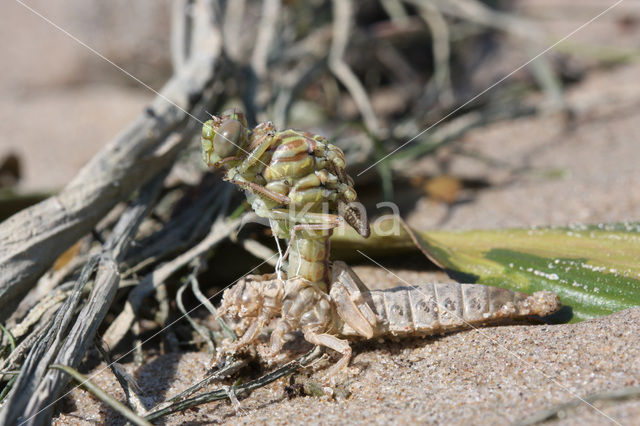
[2, 1, 639, 425]
[55, 308, 640, 425]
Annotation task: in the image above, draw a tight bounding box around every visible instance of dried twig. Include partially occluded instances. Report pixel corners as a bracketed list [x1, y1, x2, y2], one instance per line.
[95, 342, 148, 416]
[0, 255, 100, 424]
[515, 386, 640, 425]
[103, 215, 243, 349]
[0, 299, 62, 382]
[145, 346, 323, 421]
[165, 358, 247, 403]
[50, 364, 152, 426]
[0, 11, 223, 322]
[329, 0, 381, 137]
[0, 170, 167, 424]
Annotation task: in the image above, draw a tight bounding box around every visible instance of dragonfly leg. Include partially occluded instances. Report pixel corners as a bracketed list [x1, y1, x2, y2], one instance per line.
[302, 329, 352, 384]
[329, 261, 377, 338]
[237, 124, 276, 173]
[225, 176, 290, 205]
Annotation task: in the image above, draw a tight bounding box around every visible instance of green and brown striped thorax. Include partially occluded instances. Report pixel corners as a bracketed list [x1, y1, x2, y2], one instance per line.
[263, 130, 324, 181]
[201, 110, 370, 237]
[255, 130, 348, 211]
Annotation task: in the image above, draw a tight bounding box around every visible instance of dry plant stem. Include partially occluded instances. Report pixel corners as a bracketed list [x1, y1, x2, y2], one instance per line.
[516, 386, 640, 425]
[272, 60, 323, 128]
[0, 300, 63, 382]
[122, 182, 226, 271]
[165, 358, 248, 403]
[103, 215, 243, 349]
[329, 0, 381, 136]
[251, 0, 281, 79]
[417, 1, 454, 106]
[145, 346, 323, 421]
[95, 343, 148, 416]
[0, 171, 168, 425]
[171, 0, 192, 72]
[0, 255, 100, 425]
[132, 320, 144, 367]
[0, 23, 222, 323]
[189, 273, 220, 318]
[49, 365, 151, 426]
[237, 238, 279, 267]
[154, 279, 171, 337]
[418, 0, 542, 41]
[188, 272, 236, 342]
[5, 290, 67, 343]
[176, 280, 215, 353]
[380, 0, 409, 22]
[8, 246, 92, 328]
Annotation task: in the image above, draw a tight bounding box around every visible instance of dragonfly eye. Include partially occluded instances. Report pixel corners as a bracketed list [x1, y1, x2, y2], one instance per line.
[213, 118, 243, 158]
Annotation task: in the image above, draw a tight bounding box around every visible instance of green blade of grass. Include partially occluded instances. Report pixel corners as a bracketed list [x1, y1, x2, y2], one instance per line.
[331, 218, 640, 322]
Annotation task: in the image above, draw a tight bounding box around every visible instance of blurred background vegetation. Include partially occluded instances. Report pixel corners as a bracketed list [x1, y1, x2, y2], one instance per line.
[2, 0, 638, 206]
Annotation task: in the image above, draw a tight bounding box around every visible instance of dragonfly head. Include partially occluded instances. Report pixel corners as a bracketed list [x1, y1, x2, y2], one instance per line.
[201, 109, 249, 168]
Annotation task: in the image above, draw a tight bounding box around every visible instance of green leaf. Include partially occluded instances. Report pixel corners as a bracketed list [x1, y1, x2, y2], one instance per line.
[331, 219, 640, 322]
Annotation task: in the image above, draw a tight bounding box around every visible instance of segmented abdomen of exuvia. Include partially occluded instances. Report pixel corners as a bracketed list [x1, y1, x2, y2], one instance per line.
[355, 283, 560, 338]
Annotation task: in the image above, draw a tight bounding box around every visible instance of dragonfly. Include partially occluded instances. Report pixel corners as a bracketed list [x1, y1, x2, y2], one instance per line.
[201, 109, 369, 291]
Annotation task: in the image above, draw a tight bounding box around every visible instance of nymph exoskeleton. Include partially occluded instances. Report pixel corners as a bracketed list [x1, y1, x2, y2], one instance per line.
[216, 262, 561, 380]
[201, 109, 369, 290]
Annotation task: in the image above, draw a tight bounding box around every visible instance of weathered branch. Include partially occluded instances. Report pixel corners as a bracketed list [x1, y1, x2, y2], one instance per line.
[0, 170, 167, 425]
[0, 13, 222, 321]
[103, 215, 242, 350]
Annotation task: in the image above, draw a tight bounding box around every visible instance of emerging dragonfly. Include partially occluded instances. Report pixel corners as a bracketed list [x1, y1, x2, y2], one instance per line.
[201, 109, 369, 291]
[201, 111, 561, 380]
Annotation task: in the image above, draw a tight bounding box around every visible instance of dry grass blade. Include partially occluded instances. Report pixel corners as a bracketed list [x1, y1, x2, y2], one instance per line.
[515, 387, 640, 425]
[165, 358, 248, 403]
[0, 254, 100, 424]
[176, 279, 216, 353]
[49, 364, 152, 426]
[95, 342, 148, 416]
[145, 346, 323, 421]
